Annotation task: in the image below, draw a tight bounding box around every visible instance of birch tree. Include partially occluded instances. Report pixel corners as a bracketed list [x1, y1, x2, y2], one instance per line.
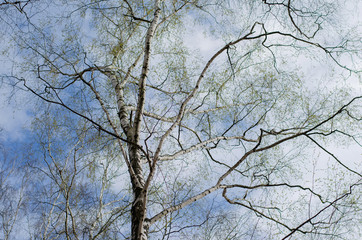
[0, 131, 30, 240]
[1, 0, 361, 239]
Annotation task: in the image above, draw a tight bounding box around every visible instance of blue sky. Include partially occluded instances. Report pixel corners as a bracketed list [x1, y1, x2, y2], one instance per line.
[0, 1, 361, 239]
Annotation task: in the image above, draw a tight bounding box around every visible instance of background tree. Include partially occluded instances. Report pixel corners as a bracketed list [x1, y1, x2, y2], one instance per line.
[0, 129, 30, 240]
[0, 0, 361, 239]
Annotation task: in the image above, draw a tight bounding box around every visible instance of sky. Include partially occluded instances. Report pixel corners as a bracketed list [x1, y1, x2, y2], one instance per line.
[1, 0, 361, 143]
[0, 83, 33, 142]
[0, 1, 361, 239]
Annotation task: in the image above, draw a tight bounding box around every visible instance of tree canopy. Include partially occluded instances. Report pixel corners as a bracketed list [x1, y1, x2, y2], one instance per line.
[0, 0, 361, 239]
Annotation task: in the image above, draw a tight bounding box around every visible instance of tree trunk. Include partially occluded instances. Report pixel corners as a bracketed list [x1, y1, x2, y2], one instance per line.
[129, 137, 148, 240]
[131, 186, 149, 240]
[128, 1, 160, 239]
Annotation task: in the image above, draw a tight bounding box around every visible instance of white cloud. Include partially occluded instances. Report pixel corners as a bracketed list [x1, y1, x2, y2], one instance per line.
[183, 21, 223, 60]
[0, 85, 32, 141]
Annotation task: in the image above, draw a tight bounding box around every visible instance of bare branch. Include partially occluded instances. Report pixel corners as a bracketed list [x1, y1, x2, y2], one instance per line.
[282, 181, 361, 240]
